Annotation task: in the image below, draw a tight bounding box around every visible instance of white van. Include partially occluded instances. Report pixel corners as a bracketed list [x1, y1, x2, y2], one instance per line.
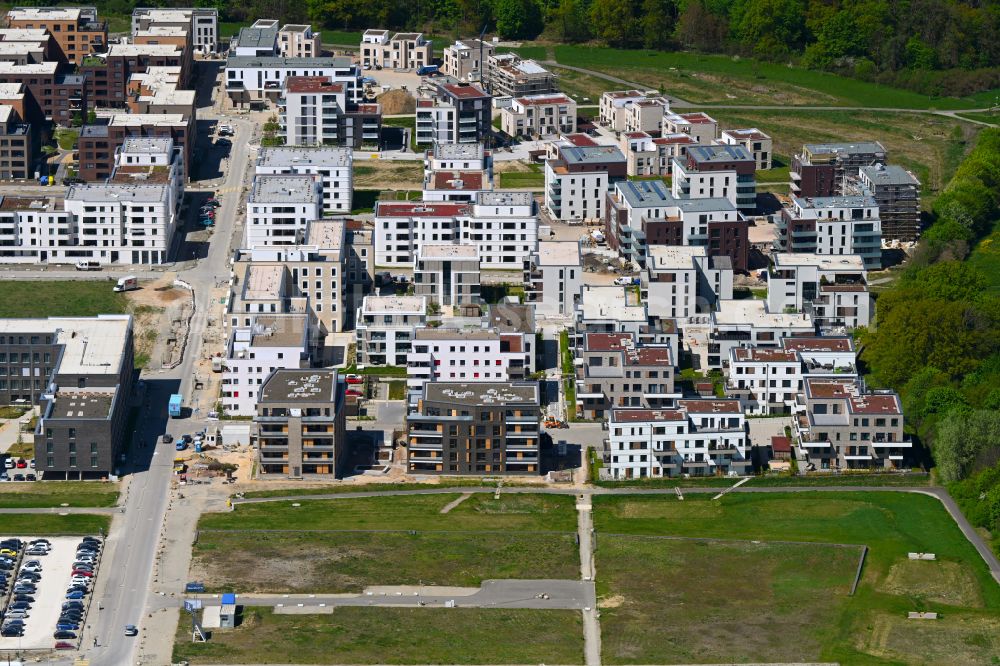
[113, 276, 139, 292]
[75, 261, 101, 271]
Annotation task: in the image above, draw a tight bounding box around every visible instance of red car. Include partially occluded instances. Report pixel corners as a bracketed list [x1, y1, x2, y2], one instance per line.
[55, 642, 75, 650]
[344, 374, 363, 385]
[15, 460, 26, 468]
[345, 389, 363, 397]
[71, 570, 93, 577]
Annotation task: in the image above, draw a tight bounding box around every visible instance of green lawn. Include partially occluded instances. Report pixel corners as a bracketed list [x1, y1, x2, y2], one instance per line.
[594, 492, 1000, 665]
[957, 111, 999, 125]
[382, 116, 415, 129]
[497, 169, 545, 189]
[351, 189, 380, 213]
[0, 514, 110, 535]
[54, 128, 79, 151]
[595, 473, 929, 489]
[0, 481, 118, 508]
[322, 30, 365, 47]
[387, 380, 406, 400]
[174, 607, 583, 665]
[0, 281, 127, 318]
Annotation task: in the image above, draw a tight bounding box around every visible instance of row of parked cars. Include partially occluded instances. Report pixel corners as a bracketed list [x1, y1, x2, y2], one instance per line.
[52, 536, 102, 647]
[1, 457, 38, 482]
[1, 538, 43, 637]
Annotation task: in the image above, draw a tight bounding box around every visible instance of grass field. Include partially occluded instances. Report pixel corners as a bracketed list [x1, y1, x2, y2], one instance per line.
[0, 514, 110, 535]
[495, 162, 545, 189]
[968, 226, 1000, 293]
[0, 281, 127, 318]
[956, 111, 999, 125]
[595, 473, 929, 489]
[549, 66, 612, 103]
[0, 481, 118, 508]
[173, 607, 583, 665]
[593, 492, 1000, 664]
[352, 160, 424, 190]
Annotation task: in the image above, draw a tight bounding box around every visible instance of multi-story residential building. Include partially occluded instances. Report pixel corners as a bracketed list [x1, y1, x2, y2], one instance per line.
[643, 245, 733, 320]
[277, 75, 381, 149]
[374, 191, 537, 268]
[344, 221, 374, 328]
[253, 368, 345, 478]
[500, 93, 576, 138]
[109, 136, 184, 207]
[605, 179, 748, 271]
[80, 42, 189, 109]
[726, 347, 802, 415]
[0, 63, 85, 125]
[232, 20, 278, 56]
[225, 55, 361, 108]
[575, 332, 676, 420]
[132, 8, 218, 55]
[6, 315, 134, 479]
[707, 299, 814, 369]
[575, 285, 649, 344]
[604, 399, 749, 479]
[422, 167, 492, 202]
[662, 111, 717, 144]
[245, 174, 323, 247]
[619, 131, 698, 177]
[672, 144, 757, 215]
[407, 381, 540, 475]
[789, 141, 887, 198]
[857, 164, 921, 242]
[523, 240, 582, 317]
[442, 38, 495, 82]
[415, 81, 491, 145]
[256, 146, 352, 215]
[599, 91, 669, 133]
[426, 142, 489, 171]
[767, 253, 871, 330]
[355, 295, 427, 366]
[776, 194, 882, 270]
[779, 335, 857, 376]
[545, 143, 626, 221]
[413, 243, 480, 307]
[278, 24, 321, 58]
[718, 128, 772, 170]
[220, 313, 311, 417]
[360, 30, 432, 70]
[77, 112, 193, 183]
[0, 33, 48, 64]
[126, 66, 196, 116]
[485, 53, 554, 98]
[5, 7, 106, 64]
[793, 377, 910, 470]
[0, 104, 31, 179]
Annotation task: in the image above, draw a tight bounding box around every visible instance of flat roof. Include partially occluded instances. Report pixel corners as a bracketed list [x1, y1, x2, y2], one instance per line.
[610, 408, 685, 423]
[560, 145, 625, 166]
[306, 219, 344, 250]
[48, 390, 115, 420]
[284, 76, 343, 94]
[376, 201, 468, 217]
[772, 253, 866, 271]
[415, 328, 497, 341]
[226, 55, 354, 68]
[713, 299, 813, 328]
[258, 146, 351, 168]
[430, 170, 485, 191]
[250, 314, 306, 347]
[603, 90, 646, 99]
[722, 128, 770, 141]
[0, 316, 130, 377]
[243, 264, 285, 300]
[259, 369, 337, 403]
[780, 336, 854, 353]
[0, 83, 25, 98]
[107, 113, 186, 128]
[584, 332, 633, 352]
[648, 244, 707, 269]
[859, 164, 919, 187]
[433, 142, 484, 160]
[579, 286, 646, 322]
[108, 43, 182, 57]
[422, 382, 538, 406]
[236, 25, 278, 49]
[66, 183, 169, 203]
[120, 136, 173, 154]
[677, 399, 741, 414]
[732, 347, 799, 363]
[7, 7, 89, 20]
[535, 240, 580, 266]
[476, 191, 532, 207]
[803, 141, 885, 156]
[417, 243, 478, 259]
[516, 93, 572, 106]
[440, 82, 489, 99]
[362, 295, 425, 314]
[792, 194, 877, 209]
[249, 175, 319, 204]
[688, 144, 753, 164]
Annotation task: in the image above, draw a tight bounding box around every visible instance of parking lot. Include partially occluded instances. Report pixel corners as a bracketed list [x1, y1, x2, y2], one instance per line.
[0, 536, 100, 651]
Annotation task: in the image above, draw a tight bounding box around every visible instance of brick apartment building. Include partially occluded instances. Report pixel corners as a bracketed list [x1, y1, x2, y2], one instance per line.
[77, 113, 192, 182]
[5, 7, 107, 64]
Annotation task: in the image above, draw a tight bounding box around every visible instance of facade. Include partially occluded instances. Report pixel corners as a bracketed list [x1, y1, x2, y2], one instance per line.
[604, 400, 749, 479]
[413, 243, 480, 306]
[776, 195, 882, 270]
[277, 75, 381, 149]
[360, 30, 432, 70]
[0, 63, 85, 125]
[767, 253, 871, 330]
[0, 104, 31, 179]
[599, 91, 671, 133]
[132, 8, 217, 54]
[575, 332, 676, 421]
[126, 66, 196, 116]
[790, 141, 887, 198]
[500, 93, 576, 138]
[485, 53, 554, 98]
[718, 128, 772, 170]
[12, 315, 134, 479]
[245, 174, 323, 247]
[662, 111, 717, 145]
[77, 113, 193, 183]
[278, 24, 321, 58]
[619, 131, 698, 177]
[727, 347, 802, 415]
[857, 164, 920, 242]
[545, 144, 626, 222]
[707, 299, 814, 369]
[254, 369, 345, 478]
[600, 90, 646, 130]
[672, 144, 757, 215]
[442, 38, 494, 81]
[643, 245, 733, 320]
[407, 381, 540, 475]
[80, 43, 189, 109]
[793, 377, 910, 470]
[415, 81, 491, 145]
[5, 7, 106, 64]
[225, 55, 361, 107]
[523, 240, 582, 317]
[355, 295, 427, 366]
[256, 145, 353, 215]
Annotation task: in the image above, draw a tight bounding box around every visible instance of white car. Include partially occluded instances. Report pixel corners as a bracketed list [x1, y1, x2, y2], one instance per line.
[613, 277, 634, 286]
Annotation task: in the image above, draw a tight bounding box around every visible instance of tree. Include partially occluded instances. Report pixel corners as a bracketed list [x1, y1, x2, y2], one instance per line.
[901, 261, 988, 303]
[934, 410, 1000, 482]
[548, 0, 590, 42]
[641, 0, 677, 50]
[494, 0, 542, 39]
[675, 0, 728, 51]
[733, 0, 806, 59]
[590, 0, 640, 48]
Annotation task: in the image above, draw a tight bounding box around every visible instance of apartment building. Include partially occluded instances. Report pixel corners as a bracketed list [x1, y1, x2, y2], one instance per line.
[0, 63, 85, 125]
[0, 104, 30, 179]
[407, 382, 540, 475]
[575, 332, 676, 420]
[599, 91, 670, 133]
[619, 131, 698, 177]
[780, 335, 857, 376]
[132, 8, 218, 55]
[374, 191, 537, 268]
[221, 313, 311, 417]
[426, 142, 489, 171]
[523, 240, 582, 317]
[77, 113, 193, 183]
[662, 111, 717, 144]
[225, 55, 361, 108]
[790, 141, 887, 198]
[500, 93, 576, 138]
[277, 75, 381, 149]
[256, 146, 352, 215]
[442, 38, 494, 81]
[643, 245, 733, 320]
[575, 285, 649, 344]
[6, 315, 134, 479]
[422, 167, 492, 202]
[672, 144, 757, 215]
[718, 128, 772, 170]
[5, 7, 106, 64]
[360, 30, 432, 70]
[707, 299, 814, 369]
[545, 143, 626, 222]
[0, 33, 48, 64]
[604, 399, 749, 479]
[126, 66, 196, 116]
[413, 243, 480, 307]
[857, 164, 920, 242]
[793, 377, 910, 470]
[415, 81, 491, 145]
[245, 174, 323, 247]
[485, 53, 554, 98]
[232, 20, 278, 56]
[768, 253, 871, 330]
[726, 347, 801, 415]
[278, 24, 321, 58]
[80, 42, 189, 109]
[355, 295, 427, 366]
[776, 194, 882, 270]
[254, 368, 345, 478]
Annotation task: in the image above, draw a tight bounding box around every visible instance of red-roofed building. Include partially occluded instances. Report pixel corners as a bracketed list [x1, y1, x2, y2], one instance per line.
[416, 81, 491, 146]
[278, 75, 381, 149]
[501, 92, 576, 138]
[422, 169, 492, 202]
[770, 435, 791, 460]
[576, 332, 675, 420]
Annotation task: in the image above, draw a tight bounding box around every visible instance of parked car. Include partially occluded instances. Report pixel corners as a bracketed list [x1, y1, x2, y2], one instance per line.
[15, 459, 26, 468]
[11, 474, 24, 482]
[25, 474, 36, 482]
[184, 582, 206, 593]
[53, 630, 77, 640]
[345, 389, 363, 397]
[55, 642, 75, 650]
[125, 624, 138, 636]
[162, 433, 174, 444]
[65, 590, 85, 600]
[345, 374, 363, 385]
[75, 260, 101, 271]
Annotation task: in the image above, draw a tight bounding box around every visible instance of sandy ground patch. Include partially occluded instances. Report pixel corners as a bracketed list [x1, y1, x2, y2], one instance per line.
[881, 559, 984, 607]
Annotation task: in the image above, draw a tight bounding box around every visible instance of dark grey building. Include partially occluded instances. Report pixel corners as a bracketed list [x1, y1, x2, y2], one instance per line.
[253, 369, 345, 478]
[407, 381, 540, 475]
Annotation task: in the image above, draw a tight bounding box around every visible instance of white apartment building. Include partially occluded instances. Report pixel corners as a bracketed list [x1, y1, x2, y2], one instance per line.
[276, 75, 347, 145]
[718, 128, 772, 170]
[110, 136, 183, 192]
[643, 245, 733, 320]
[662, 111, 718, 144]
[767, 253, 871, 330]
[245, 174, 323, 247]
[224, 56, 361, 107]
[360, 30, 432, 70]
[575, 285, 649, 345]
[425, 142, 489, 171]
[256, 146, 352, 215]
[132, 7, 218, 54]
[355, 295, 427, 367]
[422, 168, 492, 202]
[671, 144, 757, 215]
[414, 82, 492, 146]
[278, 24, 321, 58]
[604, 399, 749, 479]
[777, 195, 882, 270]
[727, 347, 802, 415]
[708, 299, 814, 369]
[544, 144, 626, 222]
[442, 38, 494, 81]
[413, 243, 480, 307]
[524, 240, 582, 317]
[619, 131, 699, 177]
[599, 90, 669, 133]
[780, 336, 857, 376]
[500, 93, 576, 138]
[374, 192, 537, 269]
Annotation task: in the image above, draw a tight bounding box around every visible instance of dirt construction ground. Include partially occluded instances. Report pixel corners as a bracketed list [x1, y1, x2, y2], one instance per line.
[124, 275, 192, 370]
